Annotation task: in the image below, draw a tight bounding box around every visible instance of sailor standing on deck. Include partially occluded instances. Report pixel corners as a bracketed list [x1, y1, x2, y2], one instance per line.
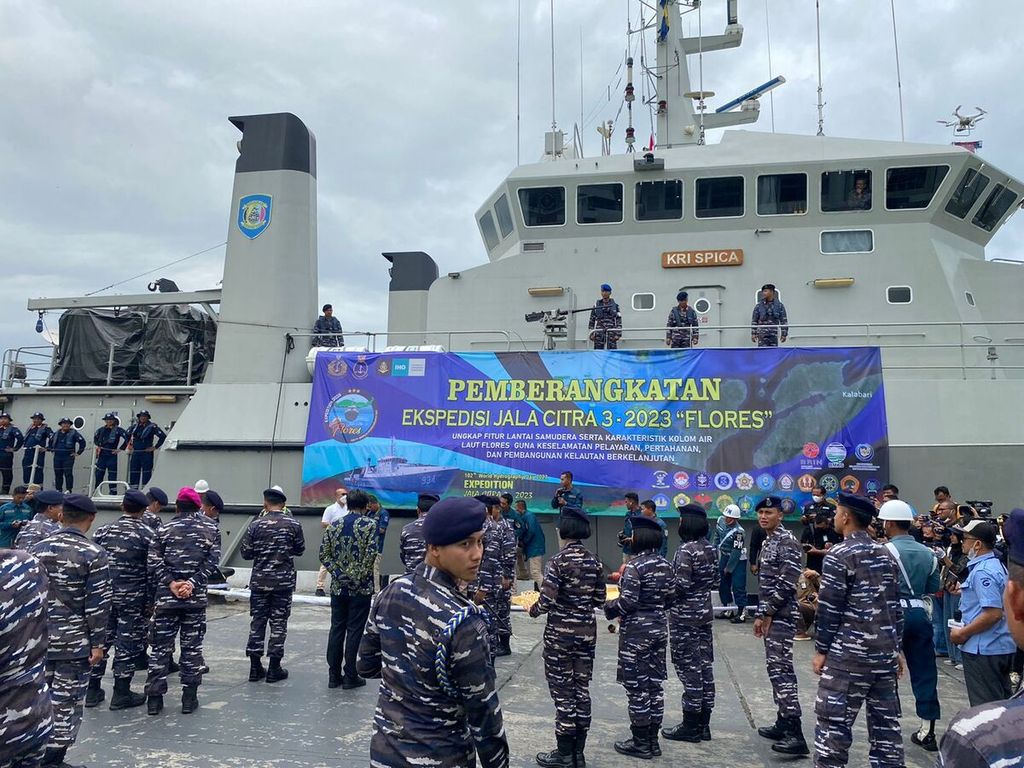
[666, 291, 700, 348]
[22, 412, 53, 486]
[750, 283, 789, 347]
[92, 412, 128, 491]
[588, 283, 622, 350]
[0, 411, 25, 494]
[312, 303, 345, 347]
[356, 496, 509, 768]
[49, 418, 86, 493]
[400, 492, 438, 573]
[125, 411, 166, 489]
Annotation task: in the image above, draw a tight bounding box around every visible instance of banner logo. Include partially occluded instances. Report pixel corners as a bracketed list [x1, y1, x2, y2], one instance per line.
[237, 194, 272, 239]
[324, 390, 377, 443]
[855, 443, 875, 462]
[673, 471, 691, 489]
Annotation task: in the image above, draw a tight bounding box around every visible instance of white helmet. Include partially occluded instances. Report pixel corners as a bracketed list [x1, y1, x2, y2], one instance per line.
[723, 504, 742, 519]
[193, 479, 210, 494]
[877, 499, 914, 521]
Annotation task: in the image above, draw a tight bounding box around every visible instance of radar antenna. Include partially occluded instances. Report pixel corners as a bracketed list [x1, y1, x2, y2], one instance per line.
[937, 105, 987, 136]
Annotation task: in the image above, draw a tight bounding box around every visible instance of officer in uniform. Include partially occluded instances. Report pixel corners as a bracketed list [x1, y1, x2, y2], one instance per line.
[801, 485, 836, 537]
[22, 412, 53, 486]
[87, 489, 155, 711]
[0, 411, 25, 494]
[588, 283, 622, 350]
[469, 495, 507, 663]
[750, 283, 789, 347]
[366, 494, 389, 592]
[0, 548, 52, 768]
[49, 418, 86, 493]
[666, 291, 700, 348]
[877, 498, 942, 750]
[143, 487, 167, 530]
[812, 492, 905, 767]
[13, 488, 64, 550]
[312, 303, 345, 347]
[662, 504, 719, 744]
[28, 494, 111, 768]
[487, 496, 517, 658]
[125, 411, 166, 489]
[0, 485, 33, 549]
[92, 412, 128, 491]
[717, 503, 748, 623]
[144, 487, 220, 716]
[399, 492, 438, 573]
[753, 495, 809, 755]
[356, 496, 509, 768]
[938, 507, 1024, 767]
[240, 487, 306, 684]
[550, 471, 584, 522]
[528, 506, 605, 767]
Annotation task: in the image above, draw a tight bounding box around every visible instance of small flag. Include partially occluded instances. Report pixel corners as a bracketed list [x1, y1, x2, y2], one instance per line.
[648, 134, 655, 151]
[953, 140, 982, 153]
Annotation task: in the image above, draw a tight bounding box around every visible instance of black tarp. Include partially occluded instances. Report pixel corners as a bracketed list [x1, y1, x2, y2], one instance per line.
[139, 305, 217, 385]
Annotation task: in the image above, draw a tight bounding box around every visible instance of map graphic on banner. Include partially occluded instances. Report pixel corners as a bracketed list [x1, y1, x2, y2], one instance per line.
[301, 348, 888, 518]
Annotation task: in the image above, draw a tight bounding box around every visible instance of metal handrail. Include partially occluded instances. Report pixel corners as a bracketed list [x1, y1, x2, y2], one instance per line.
[296, 328, 527, 352]
[2, 346, 55, 387]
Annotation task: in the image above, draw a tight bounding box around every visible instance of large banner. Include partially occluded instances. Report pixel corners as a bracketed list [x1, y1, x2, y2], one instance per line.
[301, 348, 888, 518]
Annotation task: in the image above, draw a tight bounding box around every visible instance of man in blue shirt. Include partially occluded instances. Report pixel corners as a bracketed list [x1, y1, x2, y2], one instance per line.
[0, 486, 33, 549]
[618, 492, 642, 562]
[949, 519, 1017, 707]
[506, 496, 546, 590]
[622, 499, 668, 558]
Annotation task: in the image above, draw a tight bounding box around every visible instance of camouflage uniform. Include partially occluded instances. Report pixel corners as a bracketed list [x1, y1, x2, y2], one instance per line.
[669, 538, 720, 715]
[90, 515, 155, 684]
[29, 528, 111, 751]
[12, 514, 61, 551]
[469, 517, 505, 663]
[757, 526, 804, 720]
[813, 529, 905, 767]
[495, 517, 517, 650]
[399, 517, 426, 573]
[357, 563, 509, 768]
[751, 298, 789, 347]
[588, 298, 622, 350]
[938, 689, 1024, 767]
[606, 552, 676, 728]
[240, 511, 305, 660]
[0, 550, 53, 768]
[141, 511, 163, 531]
[666, 304, 699, 348]
[144, 512, 219, 696]
[529, 541, 606, 736]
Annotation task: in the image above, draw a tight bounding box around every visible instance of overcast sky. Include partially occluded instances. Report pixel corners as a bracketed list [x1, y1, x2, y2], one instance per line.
[2, 0, 1021, 358]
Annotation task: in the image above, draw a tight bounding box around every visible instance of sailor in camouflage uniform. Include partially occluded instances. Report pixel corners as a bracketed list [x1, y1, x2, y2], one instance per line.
[750, 283, 789, 347]
[663, 504, 720, 743]
[399, 492, 437, 573]
[528, 506, 605, 767]
[489, 497, 518, 658]
[938, 506, 1024, 767]
[356, 496, 509, 768]
[588, 284, 622, 350]
[0, 548, 53, 768]
[92, 412, 127, 491]
[469, 495, 505, 665]
[666, 291, 700, 348]
[606, 515, 676, 759]
[13, 489, 63, 551]
[144, 487, 219, 716]
[86, 489, 155, 711]
[812, 492, 905, 767]
[142, 487, 166, 531]
[28, 494, 111, 767]
[240, 487, 305, 684]
[753, 495, 809, 755]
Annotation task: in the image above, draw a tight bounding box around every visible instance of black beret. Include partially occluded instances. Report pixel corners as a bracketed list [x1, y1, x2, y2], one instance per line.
[418, 493, 441, 503]
[263, 487, 287, 504]
[205, 490, 225, 511]
[631, 515, 662, 532]
[838, 492, 875, 518]
[1005, 508, 1024, 566]
[424, 497, 487, 546]
[146, 487, 168, 506]
[756, 495, 783, 511]
[123, 489, 149, 508]
[323, 303, 332, 311]
[678, 503, 707, 518]
[35, 489, 64, 506]
[560, 505, 589, 523]
[676, 291, 688, 301]
[473, 494, 500, 507]
[63, 494, 97, 515]
[761, 283, 776, 291]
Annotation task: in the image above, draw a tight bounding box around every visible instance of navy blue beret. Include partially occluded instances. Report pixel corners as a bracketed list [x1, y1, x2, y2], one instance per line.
[600, 283, 612, 292]
[838, 492, 875, 518]
[560, 505, 589, 523]
[756, 495, 783, 511]
[424, 497, 487, 546]
[1005, 508, 1024, 566]
[678, 503, 707, 518]
[473, 494, 500, 507]
[677, 291, 688, 301]
[205, 490, 224, 511]
[418, 493, 441, 503]
[146, 487, 168, 506]
[63, 494, 96, 515]
[631, 515, 662, 532]
[123, 489, 149, 508]
[263, 487, 286, 504]
[35, 489, 64, 506]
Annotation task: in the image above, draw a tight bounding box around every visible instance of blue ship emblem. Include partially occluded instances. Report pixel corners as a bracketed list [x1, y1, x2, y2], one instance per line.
[238, 194, 272, 239]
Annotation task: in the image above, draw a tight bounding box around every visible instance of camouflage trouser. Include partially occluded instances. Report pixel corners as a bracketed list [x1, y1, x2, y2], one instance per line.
[497, 587, 512, 641]
[0, 743, 47, 768]
[90, 600, 148, 682]
[482, 594, 503, 663]
[44, 659, 89, 749]
[619, 634, 667, 727]
[145, 608, 205, 694]
[543, 629, 597, 735]
[671, 624, 715, 713]
[755, 329, 780, 347]
[813, 665, 903, 767]
[591, 330, 619, 350]
[764, 615, 801, 718]
[246, 588, 293, 659]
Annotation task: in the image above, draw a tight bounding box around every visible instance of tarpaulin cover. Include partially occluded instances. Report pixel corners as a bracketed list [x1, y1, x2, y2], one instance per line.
[139, 305, 217, 385]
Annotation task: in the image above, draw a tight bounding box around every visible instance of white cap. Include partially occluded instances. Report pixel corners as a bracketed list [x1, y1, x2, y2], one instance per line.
[271, 484, 284, 494]
[877, 499, 914, 521]
[723, 504, 742, 519]
[193, 479, 210, 494]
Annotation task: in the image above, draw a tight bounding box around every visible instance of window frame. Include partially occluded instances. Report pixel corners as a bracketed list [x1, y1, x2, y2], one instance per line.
[971, 183, 1019, 233]
[479, 210, 500, 251]
[631, 292, 656, 312]
[634, 178, 684, 222]
[943, 167, 991, 221]
[494, 193, 515, 238]
[755, 172, 809, 217]
[883, 164, 951, 212]
[820, 169, 874, 214]
[517, 185, 568, 229]
[694, 175, 746, 220]
[819, 228, 876, 255]
[886, 285, 913, 305]
[576, 181, 625, 226]
[965, 291, 976, 307]
[692, 297, 712, 315]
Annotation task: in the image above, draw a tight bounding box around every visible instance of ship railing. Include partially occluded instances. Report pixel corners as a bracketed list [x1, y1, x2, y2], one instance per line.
[297, 329, 525, 352]
[1, 346, 55, 387]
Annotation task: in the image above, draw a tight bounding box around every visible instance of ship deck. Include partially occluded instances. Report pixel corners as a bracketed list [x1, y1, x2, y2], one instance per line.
[74, 599, 972, 767]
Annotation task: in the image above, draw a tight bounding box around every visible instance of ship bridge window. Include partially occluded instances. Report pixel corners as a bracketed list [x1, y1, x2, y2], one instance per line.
[479, 211, 500, 250]
[757, 173, 807, 215]
[971, 184, 1018, 232]
[518, 186, 566, 227]
[632, 293, 655, 311]
[886, 165, 949, 210]
[636, 179, 683, 221]
[495, 194, 515, 237]
[886, 286, 913, 304]
[821, 170, 872, 212]
[945, 168, 991, 219]
[695, 176, 744, 218]
[577, 183, 624, 224]
[820, 230, 874, 254]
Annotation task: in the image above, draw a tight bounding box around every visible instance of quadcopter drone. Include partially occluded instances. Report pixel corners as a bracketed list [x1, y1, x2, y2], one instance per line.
[937, 105, 986, 135]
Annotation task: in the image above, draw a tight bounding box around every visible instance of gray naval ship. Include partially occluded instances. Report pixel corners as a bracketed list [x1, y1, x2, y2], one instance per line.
[2, 0, 1023, 574]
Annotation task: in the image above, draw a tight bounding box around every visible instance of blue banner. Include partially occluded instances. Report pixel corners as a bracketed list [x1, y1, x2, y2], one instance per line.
[301, 348, 888, 518]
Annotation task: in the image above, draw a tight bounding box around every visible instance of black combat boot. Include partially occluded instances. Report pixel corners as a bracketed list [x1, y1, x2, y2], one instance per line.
[84, 678, 105, 708]
[146, 694, 163, 716]
[134, 652, 149, 671]
[248, 654, 266, 682]
[757, 714, 786, 740]
[771, 717, 810, 756]
[41, 746, 66, 766]
[701, 707, 712, 740]
[535, 733, 574, 767]
[328, 668, 343, 688]
[662, 709, 702, 742]
[109, 677, 146, 710]
[613, 724, 653, 759]
[167, 657, 180, 673]
[495, 635, 512, 657]
[181, 685, 199, 714]
[265, 657, 289, 683]
[573, 729, 587, 767]
[649, 722, 662, 756]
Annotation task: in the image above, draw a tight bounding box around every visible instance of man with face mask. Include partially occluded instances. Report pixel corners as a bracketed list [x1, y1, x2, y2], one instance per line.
[800, 486, 835, 539]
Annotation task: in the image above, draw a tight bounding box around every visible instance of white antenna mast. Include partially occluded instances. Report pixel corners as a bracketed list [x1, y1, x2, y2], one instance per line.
[815, 0, 825, 136]
[697, 1, 706, 145]
[550, 0, 557, 134]
[889, 0, 906, 142]
[516, 0, 522, 165]
[764, 0, 775, 132]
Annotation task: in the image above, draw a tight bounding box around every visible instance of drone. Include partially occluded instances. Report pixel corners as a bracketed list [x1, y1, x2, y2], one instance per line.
[937, 105, 986, 135]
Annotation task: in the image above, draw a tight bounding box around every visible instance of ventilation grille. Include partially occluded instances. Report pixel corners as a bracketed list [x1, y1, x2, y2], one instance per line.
[522, 242, 545, 252]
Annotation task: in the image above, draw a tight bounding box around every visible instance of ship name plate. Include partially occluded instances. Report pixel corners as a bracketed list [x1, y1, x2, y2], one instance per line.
[661, 249, 744, 268]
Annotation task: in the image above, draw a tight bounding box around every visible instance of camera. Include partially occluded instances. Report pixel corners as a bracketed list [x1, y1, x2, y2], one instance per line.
[965, 500, 994, 518]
